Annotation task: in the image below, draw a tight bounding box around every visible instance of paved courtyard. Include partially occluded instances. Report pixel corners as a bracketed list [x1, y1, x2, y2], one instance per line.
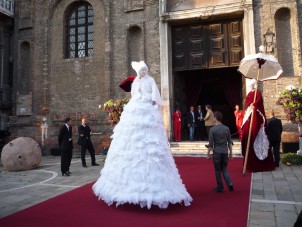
[0, 154, 301, 226]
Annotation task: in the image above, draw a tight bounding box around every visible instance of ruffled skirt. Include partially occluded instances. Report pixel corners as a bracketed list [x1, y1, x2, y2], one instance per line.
[92, 97, 192, 209]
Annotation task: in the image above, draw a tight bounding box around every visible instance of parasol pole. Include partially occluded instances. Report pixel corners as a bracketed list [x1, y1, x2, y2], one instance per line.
[242, 58, 264, 176]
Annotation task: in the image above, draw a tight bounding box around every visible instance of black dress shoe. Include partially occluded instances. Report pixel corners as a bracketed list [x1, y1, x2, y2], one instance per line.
[92, 163, 99, 166]
[82, 164, 88, 168]
[67, 171, 71, 175]
[229, 185, 234, 192]
[205, 144, 209, 148]
[214, 187, 224, 192]
[62, 172, 70, 177]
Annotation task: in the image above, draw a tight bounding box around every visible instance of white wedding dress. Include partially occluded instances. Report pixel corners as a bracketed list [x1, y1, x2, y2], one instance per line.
[92, 74, 192, 209]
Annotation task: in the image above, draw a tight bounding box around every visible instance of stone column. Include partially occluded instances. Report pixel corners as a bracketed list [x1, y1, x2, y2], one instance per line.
[242, 2, 256, 93]
[159, 1, 172, 140]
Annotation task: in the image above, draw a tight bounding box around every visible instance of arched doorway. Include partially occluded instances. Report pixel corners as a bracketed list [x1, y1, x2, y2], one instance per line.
[171, 18, 244, 141]
[173, 67, 243, 141]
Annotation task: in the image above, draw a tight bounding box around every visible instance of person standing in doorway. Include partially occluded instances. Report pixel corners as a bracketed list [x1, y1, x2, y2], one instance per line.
[207, 111, 234, 192]
[234, 104, 244, 141]
[204, 105, 215, 139]
[187, 106, 196, 141]
[173, 108, 182, 142]
[58, 117, 73, 176]
[267, 110, 283, 167]
[195, 105, 206, 141]
[77, 116, 99, 167]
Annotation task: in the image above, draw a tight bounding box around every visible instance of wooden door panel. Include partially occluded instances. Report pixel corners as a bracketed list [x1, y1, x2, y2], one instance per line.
[187, 25, 206, 69]
[228, 21, 243, 66]
[172, 27, 187, 70]
[208, 23, 228, 68]
[189, 53, 206, 69]
[172, 19, 243, 70]
[209, 52, 227, 66]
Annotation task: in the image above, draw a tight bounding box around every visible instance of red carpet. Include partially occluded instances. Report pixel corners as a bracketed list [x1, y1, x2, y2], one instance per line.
[0, 157, 251, 227]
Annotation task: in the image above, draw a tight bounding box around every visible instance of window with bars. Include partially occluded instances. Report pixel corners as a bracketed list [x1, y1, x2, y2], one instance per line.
[65, 3, 94, 59]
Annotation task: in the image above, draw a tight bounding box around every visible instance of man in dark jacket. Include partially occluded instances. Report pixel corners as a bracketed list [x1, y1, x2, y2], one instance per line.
[267, 110, 283, 167]
[187, 106, 196, 141]
[195, 105, 206, 141]
[58, 117, 73, 176]
[78, 116, 99, 167]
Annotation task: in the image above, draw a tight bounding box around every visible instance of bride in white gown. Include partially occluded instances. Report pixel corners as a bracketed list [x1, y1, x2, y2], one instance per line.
[92, 61, 192, 209]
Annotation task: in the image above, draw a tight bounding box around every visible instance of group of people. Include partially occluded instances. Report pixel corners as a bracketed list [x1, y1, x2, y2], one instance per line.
[57, 61, 283, 211]
[173, 104, 215, 142]
[58, 116, 99, 177]
[173, 78, 283, 173]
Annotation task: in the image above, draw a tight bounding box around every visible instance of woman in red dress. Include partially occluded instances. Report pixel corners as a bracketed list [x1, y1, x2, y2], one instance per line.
[173, 108, 182, 142]
[234, 104, 244, 141]
[241, 79, 275, 172]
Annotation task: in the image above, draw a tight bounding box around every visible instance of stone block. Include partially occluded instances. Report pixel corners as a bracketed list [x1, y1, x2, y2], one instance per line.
[1, 137, 42, 171]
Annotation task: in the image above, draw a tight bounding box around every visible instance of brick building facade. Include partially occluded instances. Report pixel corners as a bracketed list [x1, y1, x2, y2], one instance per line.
[2, 0, 301, 153]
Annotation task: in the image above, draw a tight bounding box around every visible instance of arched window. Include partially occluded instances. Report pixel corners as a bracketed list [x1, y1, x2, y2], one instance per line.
[128, 26, 143, 75]
[20, 42, 30, 94]
[65, 3, 94, 58]
[275, 8, 293, 76]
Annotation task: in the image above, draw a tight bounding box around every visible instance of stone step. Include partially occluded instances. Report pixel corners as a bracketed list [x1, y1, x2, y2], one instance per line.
[169, 142, 241, 148]
[169, 141, 243, 157]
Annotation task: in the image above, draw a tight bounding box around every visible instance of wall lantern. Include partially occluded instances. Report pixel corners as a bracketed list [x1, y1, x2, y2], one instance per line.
[263, 28, 275, 54]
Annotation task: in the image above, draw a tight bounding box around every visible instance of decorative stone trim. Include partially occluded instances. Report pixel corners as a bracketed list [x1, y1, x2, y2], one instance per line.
[124, 0, 144, 13]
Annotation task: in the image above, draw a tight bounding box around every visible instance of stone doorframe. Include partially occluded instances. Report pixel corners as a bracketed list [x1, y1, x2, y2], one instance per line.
[159, 0, 256, 140]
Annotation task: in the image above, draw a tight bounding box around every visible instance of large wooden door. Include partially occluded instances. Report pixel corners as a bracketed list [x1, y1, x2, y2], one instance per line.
[172, 19, 243, 70]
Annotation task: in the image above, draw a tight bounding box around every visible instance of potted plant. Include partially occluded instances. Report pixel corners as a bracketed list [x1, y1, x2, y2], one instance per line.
[99, 98, 129, 155]
[277, 88, 302, 155]
[103, 98, 129, 126]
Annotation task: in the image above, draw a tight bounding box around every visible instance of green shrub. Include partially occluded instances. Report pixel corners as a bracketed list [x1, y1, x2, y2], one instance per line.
[281, 153, 302, 165]
[277, 89, 302, 124]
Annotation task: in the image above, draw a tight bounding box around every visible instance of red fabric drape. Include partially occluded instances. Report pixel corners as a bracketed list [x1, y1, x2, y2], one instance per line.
[222, 77, 241, 109]
[186, 75, 204, 107]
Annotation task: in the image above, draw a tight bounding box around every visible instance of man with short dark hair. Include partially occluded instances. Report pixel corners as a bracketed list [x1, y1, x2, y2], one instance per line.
[58, 117, 73, 176]
[187, 106, 196, 141]
[207, 111, 234, 192]
[267, 110, 283, 167]
[77, 116, 99, 167]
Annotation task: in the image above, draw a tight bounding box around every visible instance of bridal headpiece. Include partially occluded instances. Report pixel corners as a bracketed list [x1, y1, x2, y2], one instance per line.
[131, 61, 148, 74]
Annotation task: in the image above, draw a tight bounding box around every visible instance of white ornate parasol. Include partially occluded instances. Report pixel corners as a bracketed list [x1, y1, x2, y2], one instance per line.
[238, 52, 283, 81]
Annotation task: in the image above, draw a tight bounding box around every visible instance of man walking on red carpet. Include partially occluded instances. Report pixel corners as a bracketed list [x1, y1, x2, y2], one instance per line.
[207, 111, 234, 192]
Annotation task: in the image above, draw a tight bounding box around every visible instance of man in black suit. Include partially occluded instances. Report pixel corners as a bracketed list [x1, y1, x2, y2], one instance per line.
[195, 105, 206, 141]
[187, 106, 196, 141]
[77, 116, 99, 167]
[267, 110, 283, 167]
[58, 117, 73, 176]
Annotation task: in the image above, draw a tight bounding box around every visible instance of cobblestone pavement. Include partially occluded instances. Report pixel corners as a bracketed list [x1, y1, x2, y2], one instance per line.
[0, 155, 301, 226]
[0, 155, 105, 219]
[249, 164, 302, 227]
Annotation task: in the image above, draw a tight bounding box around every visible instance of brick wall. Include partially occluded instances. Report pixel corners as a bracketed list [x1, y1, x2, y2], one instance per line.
[9, 0, 161, 153]
[253, 0, 302, 123]
[8, 0, 302, 152]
